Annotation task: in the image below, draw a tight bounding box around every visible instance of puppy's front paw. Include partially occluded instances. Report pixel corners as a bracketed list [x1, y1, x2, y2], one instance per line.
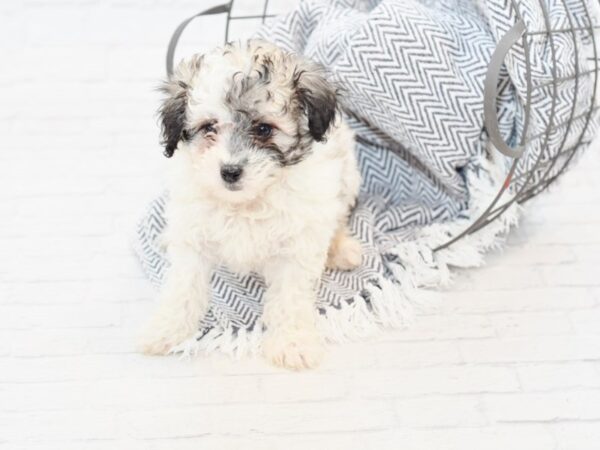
[327, 234, 362, 271]
[137, 312, 197, 356]
[262, 327, 325, 370]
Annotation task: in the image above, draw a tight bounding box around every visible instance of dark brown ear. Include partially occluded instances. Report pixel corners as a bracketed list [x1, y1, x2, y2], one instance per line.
[293, 60, 338, 142]
[157, 56, 202, 157]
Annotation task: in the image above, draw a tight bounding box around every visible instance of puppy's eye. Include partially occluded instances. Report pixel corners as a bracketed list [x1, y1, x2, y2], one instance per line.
[253, 123, 273, 138]
[199, 122, 217, 135]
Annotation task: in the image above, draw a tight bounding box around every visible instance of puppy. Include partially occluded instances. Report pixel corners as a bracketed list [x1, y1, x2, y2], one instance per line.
[139, 39, 361, 370]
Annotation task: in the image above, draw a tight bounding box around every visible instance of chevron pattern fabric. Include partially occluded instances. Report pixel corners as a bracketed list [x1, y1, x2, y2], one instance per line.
[134, 0, 600, 352]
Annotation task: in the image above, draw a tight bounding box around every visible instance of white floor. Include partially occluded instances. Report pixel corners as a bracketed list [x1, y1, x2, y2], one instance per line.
[2, 1, 600, 449]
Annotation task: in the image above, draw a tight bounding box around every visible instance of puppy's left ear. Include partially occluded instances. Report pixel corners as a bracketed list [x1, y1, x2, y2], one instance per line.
[294, 60, 339, 142]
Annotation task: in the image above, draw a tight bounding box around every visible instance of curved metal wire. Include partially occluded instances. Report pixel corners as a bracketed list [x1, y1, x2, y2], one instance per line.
[166, 0, 600, 251]
[462, 0, 565, 230]
[436, 0, 600, 250]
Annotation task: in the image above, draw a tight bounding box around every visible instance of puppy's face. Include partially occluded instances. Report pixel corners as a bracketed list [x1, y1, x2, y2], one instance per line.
[158, 40, 338, 204]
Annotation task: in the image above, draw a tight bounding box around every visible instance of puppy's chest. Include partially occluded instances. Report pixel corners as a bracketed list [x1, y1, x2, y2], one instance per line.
[195, 208, 301, 272]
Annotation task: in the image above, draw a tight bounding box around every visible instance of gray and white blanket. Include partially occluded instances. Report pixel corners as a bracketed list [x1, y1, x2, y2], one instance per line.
[135, 0, 599, 354]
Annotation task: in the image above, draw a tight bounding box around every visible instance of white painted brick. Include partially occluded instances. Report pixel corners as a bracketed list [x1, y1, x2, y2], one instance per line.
[86, 278, 156, 303]
[372, 341, 463, 368]
[0, 213, 114, 237]
[437, 287, 596, 314]
[5, 372, 349, 414]
[3, 377, 244, 412]
[1, 443, 138, 450]
[8, 154, 105, 179]
[87, 254, 150, 279]
[14, 192, 158, 217]
[90, 115, 157, 135]
[570, 307, 600, 334]
[5, 253, 144, 282]
[0, 354, 200, 383]
[5, 325, 138, 357]
[7, 83, 117, 120]
[316, 341, 382, 371]
[381, 313, 495, 341]
[0, 410, 119, 441]
[0, 236, 113, 261]
[16, 45, 108, 81]
[394, 395, 487, 427]
[1, 173, 108, 198]
[257, 372, 350, 402]
[526, 224, 600, 245]
[352, 366, 520, 397]
[484, 390, 600, 422]
[453, 266, 546, 291]
[375, 426, 556, 450]
[459, 336, 600, 363]
[5, 329, 89, 357]
[5, 280, 92, 305]
[6, 134, 111, 152]
[486, 243, 577, 266]
[0, 335, 11, 356]
[2, 434, 389, 450]
[83, 8, 214, 46]
[122, 400, 395, 438]
[552, 422, 600, 450]
[0, 302, 120, 329]
[198, 353, 285, 376]
[490, 311, 573, 337]
[540, 264, 600, 287]
[571, 244, 600, 263]
[108, 175, 164, 195]
[529, 203, 600, 223]
[107, 46, 165, 81]
[0, 381, 90, 413]
[516, 362, 600, 391]
[23, 5, 97, 46]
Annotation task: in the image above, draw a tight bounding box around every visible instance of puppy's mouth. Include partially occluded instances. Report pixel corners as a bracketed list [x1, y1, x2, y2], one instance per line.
[223, 181, 242, 192]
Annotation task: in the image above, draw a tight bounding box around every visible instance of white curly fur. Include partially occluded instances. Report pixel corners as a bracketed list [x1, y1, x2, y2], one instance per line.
[138, 40, 361, 370]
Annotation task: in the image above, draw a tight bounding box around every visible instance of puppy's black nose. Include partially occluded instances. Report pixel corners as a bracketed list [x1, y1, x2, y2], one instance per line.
[220, 164, 243, 183]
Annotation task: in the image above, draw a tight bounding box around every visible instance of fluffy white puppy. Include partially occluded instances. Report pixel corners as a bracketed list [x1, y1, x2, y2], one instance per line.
[139, 39, 361, 370]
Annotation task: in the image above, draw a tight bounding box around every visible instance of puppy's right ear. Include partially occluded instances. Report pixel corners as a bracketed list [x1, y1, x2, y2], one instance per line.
[158, 56, 202, 157]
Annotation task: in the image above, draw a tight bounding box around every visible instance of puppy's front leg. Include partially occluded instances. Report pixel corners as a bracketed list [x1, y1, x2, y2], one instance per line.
[138, 244, 212, 355]
[261, 255, 326, 370]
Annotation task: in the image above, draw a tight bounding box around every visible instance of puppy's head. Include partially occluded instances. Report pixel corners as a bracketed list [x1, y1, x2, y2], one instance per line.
[158, 39, 339, 204]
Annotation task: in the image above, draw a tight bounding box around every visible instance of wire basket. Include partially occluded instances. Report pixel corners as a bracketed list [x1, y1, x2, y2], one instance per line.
[165, 0, 600, 251]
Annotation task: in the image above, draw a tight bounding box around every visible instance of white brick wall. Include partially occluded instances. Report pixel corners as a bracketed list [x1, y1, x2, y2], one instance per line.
[1, 1, 600, 449]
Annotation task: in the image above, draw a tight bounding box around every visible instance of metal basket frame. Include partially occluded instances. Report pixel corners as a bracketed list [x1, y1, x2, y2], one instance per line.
[165, 0, 600, 251]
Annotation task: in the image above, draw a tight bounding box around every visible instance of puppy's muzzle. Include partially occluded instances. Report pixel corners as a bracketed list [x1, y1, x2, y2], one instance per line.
[220, 164, 243, 185]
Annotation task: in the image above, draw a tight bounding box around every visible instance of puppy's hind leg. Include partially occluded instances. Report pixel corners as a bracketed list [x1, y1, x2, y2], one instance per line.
[326, 224, 362, 271]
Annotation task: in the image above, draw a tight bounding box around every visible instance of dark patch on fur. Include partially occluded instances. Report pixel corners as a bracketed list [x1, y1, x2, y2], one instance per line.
[157, 56, 203, 157]
[222, 48, 339, 167]
[303, 88, 337, 141]
[293, 68, 338, 142]
[282, 130, 310, 166]
[262, 142, 287, 165]
[158, 80, 189, 158]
